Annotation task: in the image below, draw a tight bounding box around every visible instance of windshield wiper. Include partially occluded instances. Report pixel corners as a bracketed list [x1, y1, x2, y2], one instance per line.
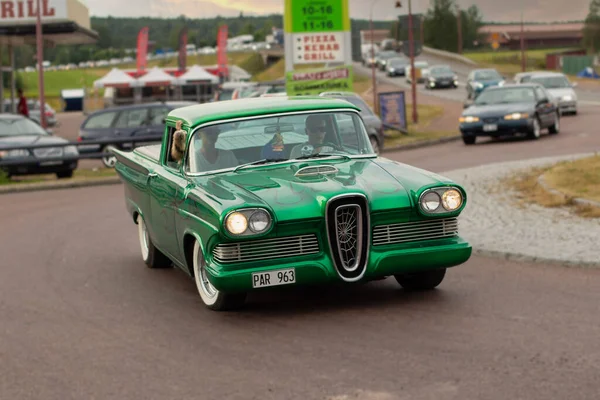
[293, 153, 351, 161]
[233, 158, 283, 172]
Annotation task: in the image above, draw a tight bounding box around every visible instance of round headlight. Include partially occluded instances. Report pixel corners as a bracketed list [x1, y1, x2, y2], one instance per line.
[248, 210, 271, 233]
[226, 212, 248, 235]
[421, 191, 441, 212]
[442, 189, 463, 211]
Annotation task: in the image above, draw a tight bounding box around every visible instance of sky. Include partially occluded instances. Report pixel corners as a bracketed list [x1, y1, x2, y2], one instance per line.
[80, 0, 590, 23]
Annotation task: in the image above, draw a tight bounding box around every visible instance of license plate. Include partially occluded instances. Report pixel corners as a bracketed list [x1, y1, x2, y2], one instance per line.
[40, 161, 62, 166]
[252, 268, 296, 288]
[483, 124, 497, 132]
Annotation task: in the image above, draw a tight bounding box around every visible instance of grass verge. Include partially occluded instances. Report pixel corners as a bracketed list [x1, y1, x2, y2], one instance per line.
[502, 156, 600, 218]
[2, 168, 117, 186]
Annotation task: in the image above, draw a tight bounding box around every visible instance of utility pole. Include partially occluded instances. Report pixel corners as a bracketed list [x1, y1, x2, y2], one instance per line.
[369, 0, 381, 113]
[408, 0, 417, 124]
[457, 7, 463, 54]
[36, 0, 47, 129]
[520, 11, 526, 72]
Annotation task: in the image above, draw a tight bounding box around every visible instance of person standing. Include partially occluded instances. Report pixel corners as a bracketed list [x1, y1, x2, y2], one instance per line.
[16, 89, 29, 118]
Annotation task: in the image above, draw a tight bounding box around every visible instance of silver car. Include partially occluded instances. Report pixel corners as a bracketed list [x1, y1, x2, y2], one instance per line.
[520, 72, 578, 115]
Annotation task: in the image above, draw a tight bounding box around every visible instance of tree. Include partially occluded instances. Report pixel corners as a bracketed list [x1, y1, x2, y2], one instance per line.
[583, 0, 600, 53]
[423, 0, 483, 52]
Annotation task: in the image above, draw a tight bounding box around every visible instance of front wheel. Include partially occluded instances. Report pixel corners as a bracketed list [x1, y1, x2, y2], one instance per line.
[101, 145, 118, 168]
[192, 240, 246, 311]
[394, 268, 446, 291]
[528, 116, 541, 140]
[548, 112, 560, 134]
[462, 136, 476, 145]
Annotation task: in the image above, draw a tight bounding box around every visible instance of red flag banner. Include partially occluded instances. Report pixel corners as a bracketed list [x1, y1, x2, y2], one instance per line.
[136, 27, 149, 74]
[217, 25, 228, 79]
[178, 27, 188, 72]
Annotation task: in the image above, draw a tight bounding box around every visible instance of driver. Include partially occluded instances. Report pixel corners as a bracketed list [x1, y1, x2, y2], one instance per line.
[289, 114, 335, 159]
[190, 125, 238, 172]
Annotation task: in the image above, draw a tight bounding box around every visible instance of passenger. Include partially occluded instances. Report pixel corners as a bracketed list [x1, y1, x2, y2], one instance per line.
[289, 114, 335, 159]
[190, 125, 238, 172]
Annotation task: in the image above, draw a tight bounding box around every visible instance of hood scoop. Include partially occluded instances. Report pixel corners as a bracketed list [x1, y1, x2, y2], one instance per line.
[294, 164, 339, 177]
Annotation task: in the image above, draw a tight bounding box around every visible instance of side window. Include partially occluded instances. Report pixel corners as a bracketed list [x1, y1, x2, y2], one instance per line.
[149, 106, 169, 125]
[84, 111, 118, 129]
[535, 88, 547, 101]
[164, 125, 184, 170]
[334, 113, 359, 150]
[115, 107, 149, 128]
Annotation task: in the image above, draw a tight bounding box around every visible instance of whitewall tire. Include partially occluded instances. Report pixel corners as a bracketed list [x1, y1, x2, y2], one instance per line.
[137, 214, 171, 268]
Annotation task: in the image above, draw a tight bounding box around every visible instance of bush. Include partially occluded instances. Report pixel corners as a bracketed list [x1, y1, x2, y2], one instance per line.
[0, 169, 10, 184]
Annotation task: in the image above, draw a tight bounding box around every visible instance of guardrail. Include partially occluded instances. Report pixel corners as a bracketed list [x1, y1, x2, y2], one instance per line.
[0, 135, 161, 167]
[423, 46, 478, 67]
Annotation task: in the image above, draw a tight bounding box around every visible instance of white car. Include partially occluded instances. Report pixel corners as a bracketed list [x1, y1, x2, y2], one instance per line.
[405, 61, 430, 83]
[522, 72, 578, 115]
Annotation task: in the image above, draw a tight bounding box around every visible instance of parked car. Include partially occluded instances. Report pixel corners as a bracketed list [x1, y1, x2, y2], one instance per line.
[319, 91, 384, 154]
[0, 113, 78, 178]
[459, 83, 560, 145]
[386, 57, 409, 77]
[375, 50, 400, 71]
[425, 65, 459, 89]
[523, 72, 578, 115]
[2, 99, 57, 127]
[77, 101, 196, 168]
[405, 61, 430, 83]
[466, 68, 505, 99]
[111, 97, 472, 311]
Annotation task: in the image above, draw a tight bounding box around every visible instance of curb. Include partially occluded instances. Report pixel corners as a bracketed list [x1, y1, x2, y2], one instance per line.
[0, 176, 122, 195]
[472, 248, 600, 269]
[382, 135, 461, 153]
[537, 173, 600, 208]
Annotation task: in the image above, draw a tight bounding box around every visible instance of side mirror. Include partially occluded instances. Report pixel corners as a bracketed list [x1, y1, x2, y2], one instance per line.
[537, 99, 549, 107]
[46, 129, 54, 135]
[463, 100, 473, 109]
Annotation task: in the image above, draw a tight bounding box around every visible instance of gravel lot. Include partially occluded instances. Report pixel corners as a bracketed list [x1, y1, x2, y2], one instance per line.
[442, 153, 600, 267]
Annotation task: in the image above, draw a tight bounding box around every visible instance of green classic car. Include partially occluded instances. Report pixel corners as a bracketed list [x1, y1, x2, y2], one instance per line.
[112, 97, 472, 311]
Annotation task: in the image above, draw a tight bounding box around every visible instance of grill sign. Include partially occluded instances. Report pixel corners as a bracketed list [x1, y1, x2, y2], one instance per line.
[293, 32, 343, 63]
[0, 0, 66, 24]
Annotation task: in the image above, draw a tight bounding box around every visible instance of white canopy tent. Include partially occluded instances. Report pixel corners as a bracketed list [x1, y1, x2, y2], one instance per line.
[175, 65, 219, 85]
[137, 67, 177, 86]
[93, 68, 141, 89]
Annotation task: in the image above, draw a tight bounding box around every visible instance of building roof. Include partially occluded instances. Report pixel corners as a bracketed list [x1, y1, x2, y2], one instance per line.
[166, 97, 360, 129]
[479, 22, 584, 42]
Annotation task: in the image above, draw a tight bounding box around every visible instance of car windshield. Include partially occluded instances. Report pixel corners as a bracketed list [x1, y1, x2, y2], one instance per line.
[474, 70, 502, 81]
[474, 87, 536, 105]
[378, 51, 397, 59]
[529, 76, 571, 88]
[388, 58, 408, 66]
[430, 67, 452, 76]
[0, 118, 48, 136]
[185, 111, 374, 174]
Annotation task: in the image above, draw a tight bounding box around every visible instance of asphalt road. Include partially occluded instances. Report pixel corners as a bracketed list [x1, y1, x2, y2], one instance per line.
[2, 57, 600, 399]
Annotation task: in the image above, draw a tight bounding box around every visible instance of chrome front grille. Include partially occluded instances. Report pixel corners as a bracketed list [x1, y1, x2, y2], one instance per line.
[212, 234, 319, 264]
[334, 204, 362, 271]
[372, 218, 459, 246]
[33, 147, 63, 158]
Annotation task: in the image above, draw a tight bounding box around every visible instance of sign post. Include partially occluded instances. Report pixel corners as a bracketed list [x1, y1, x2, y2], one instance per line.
[284, 0, 353, 96]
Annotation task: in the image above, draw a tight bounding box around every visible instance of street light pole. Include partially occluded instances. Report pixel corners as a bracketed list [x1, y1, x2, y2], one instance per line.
[35, 0, 47, 129]
[369, 0, 381, 113]
[408, 0, 417, 124]
[520, 10, 526, 72]
[457, 6, 463, 54]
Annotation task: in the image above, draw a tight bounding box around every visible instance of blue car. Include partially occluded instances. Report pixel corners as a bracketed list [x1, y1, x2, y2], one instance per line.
[466, 69, 506, 99]
[459, 83, 560, 145]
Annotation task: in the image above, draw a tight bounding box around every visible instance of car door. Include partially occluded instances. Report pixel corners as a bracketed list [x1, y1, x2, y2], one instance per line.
[534, 87, 554, 127]
[112, 106, 150, 149]
[147, 124, 189, 263]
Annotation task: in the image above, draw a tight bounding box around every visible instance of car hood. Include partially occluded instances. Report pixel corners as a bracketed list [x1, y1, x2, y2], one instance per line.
[464, 102, 533, 118]
[0, 134, 66, 146]
[431, 73, 456, 80]
[546, 88, 576, 99]
[188, 157, 456, 222]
